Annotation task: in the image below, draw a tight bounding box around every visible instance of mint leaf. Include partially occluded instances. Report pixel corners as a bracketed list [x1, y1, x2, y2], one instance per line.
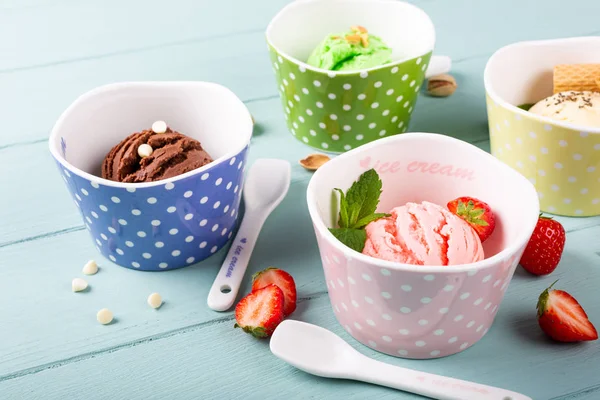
[329, 228, 367, 253]
[354, 213, 391, 229]
[334, 188, 349, 228]
[347, 202, 362, 228]
[345, 169, 384, 227]
[329, 168, 388, 253]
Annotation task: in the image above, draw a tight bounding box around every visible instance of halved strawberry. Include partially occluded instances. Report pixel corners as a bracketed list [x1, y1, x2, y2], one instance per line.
[447, 196, 495, 242]
[537, 282, 598, 342]
[234, 284, 284, 338]
[252, 267, 297, 316]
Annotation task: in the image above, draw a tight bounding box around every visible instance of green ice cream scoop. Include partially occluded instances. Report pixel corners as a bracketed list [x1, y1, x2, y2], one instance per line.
[306, 28, 392, 71]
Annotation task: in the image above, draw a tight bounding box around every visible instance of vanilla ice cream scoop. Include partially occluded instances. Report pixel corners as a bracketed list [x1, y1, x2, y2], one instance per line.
[362, 201, 484, 266]
[529, 91, 600, 128]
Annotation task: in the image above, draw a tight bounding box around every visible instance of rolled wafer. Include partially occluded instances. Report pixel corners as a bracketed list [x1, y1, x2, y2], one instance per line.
[553, 64, 600, 93]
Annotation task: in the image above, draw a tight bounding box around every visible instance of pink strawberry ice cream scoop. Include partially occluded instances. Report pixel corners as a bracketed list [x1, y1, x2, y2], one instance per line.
[363, 201, 484, 266]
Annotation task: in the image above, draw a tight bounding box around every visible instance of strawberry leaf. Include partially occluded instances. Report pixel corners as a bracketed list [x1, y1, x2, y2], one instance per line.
[470, 209, 485, 218]
[235, 323, 269, 338]
[537, 280, 559, 317]
[456, 200, 489, 226]
[247, 326, 268, 338]
[471, 218, 489, 226]
[251, 267, 277, 281]
[457, 200, 467, 214]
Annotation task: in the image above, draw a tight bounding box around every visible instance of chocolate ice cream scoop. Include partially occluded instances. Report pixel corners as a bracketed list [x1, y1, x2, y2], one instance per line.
[101, 125, 213, 183]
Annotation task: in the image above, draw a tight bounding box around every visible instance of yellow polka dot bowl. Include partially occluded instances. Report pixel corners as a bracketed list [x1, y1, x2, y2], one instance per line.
[484, 37, 600, 217]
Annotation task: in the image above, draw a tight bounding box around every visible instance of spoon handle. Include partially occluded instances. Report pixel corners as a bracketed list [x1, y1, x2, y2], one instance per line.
[207, 210, 267, 311]
[354, 356, 532, 400]
[424, 55, 452, 78]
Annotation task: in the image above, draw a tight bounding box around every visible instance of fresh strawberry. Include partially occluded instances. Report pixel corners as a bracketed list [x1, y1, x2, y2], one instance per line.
[252, 267, 297, 316]
[537, 282, 598, 342]
[519, 215, 565, 275]
[234, 284, 284, 338]
[447, 196, 495, 242]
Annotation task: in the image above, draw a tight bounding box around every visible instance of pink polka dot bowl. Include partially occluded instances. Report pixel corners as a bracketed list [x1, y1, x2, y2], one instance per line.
[306, 132, 539, 359]
[49, 82, 252, 271]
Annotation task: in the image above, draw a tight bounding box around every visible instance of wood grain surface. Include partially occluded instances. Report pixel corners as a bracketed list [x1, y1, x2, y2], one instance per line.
[1, 0, 600, 399]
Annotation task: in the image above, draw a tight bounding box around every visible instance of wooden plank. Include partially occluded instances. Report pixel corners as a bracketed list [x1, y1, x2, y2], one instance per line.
[3, 0, 600, 398]
[0, 35, 486, 149]
[2, 0, 600, 148]
[1, 167, 598, 391]
[0, 96, 314, 245]
[0, 0, 289, 71]
[2, 234, 600, 400]
[0, 31, 276, 147]
[0, 93, 597, 246]
[2, 0, 599, 72]
[0, 172, 324, 377]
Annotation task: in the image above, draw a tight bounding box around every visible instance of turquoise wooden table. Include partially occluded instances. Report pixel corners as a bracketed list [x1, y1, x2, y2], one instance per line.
[2, 0, 600, 399]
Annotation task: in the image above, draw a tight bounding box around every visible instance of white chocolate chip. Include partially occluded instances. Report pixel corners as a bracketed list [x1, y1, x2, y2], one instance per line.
[147, 292, 163, 309]
[152, 120, 167, 134]
[72, 278, 88, 292]
[82, 260, 98, 275]
[138, 144, 153, 158]
[97, 308, 113, 325]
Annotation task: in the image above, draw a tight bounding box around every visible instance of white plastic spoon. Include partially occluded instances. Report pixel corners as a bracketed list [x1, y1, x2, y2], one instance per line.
[270, 320, 532, 400]
[425, 55, 452, 78]
[207, 158, 291, 312]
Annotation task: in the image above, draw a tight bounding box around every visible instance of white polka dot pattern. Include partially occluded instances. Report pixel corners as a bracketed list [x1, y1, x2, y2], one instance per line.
[316, 229, 518, 359]
[486, 95, 600, 216]
[54, 147, 247, 271]
[269, 45, 430, 153]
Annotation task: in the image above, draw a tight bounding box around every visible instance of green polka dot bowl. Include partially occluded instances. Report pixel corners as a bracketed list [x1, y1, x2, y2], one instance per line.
[266, 0, 451, 153]
[485, 37, 600, 217]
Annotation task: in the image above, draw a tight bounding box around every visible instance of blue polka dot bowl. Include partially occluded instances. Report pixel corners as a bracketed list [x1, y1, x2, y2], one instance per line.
[49, 82, 253, 271]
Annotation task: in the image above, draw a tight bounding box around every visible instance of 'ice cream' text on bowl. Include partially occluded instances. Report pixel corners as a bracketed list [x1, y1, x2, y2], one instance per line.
[49, 82, 253, 271]
[306, 132, 539, 359]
